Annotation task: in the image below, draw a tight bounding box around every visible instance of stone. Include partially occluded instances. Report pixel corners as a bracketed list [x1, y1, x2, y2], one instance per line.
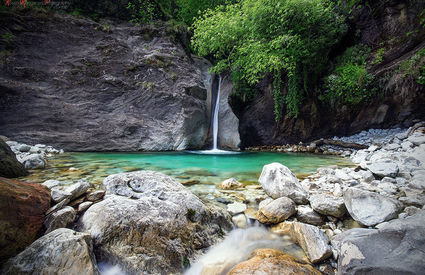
[296, 205, 325, 226]
[77, 171, 232, 274]
[404, 206, 420, 216]
[51, 188, 72, 203]
[289, 222, 332, 263]
[228, 249, 321, 275]
[42, 179, 61, 189]
[256, 197, 296, 224]
[0, 140, 28, 178]
[86, 190, 106, 201]
[334, 169, 352, 181]
[227, 202, 247, 215]
[333, 183, 343, 197]
[343, 188, 403, 226]
[0, 228, 99, 275]
[17, 144, 31, 152]
[21, 154, 46, 169]
[44, 206, 76, 234]
[78, 201, 94, 213]
[66, 180, 91, 200]
[366, 162, 399, 178]
[309, 194, 346, 218]
[259, 163, 308, 204]
[0, 177, 51, 263]
[332, 211, 425, 274]
[401, 141, 413, 151]
[232, 214, 247, 228]
[407, 134, 425, 146]
[217, 178, 243, 190]
[46, 198, 70, 215]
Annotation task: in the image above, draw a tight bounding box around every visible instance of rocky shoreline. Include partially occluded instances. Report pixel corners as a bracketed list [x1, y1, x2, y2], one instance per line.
[0, 122, 424, 274]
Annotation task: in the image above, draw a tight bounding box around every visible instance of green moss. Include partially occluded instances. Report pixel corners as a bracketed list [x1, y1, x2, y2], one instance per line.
[183, 255, 190, 269]
[185, 208, 196, 222]
[397, 48, 425, 85]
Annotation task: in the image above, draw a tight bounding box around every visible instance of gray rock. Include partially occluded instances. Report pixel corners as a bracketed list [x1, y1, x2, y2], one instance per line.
[46, 198, 71, 215]
[259, 163, 308, 204]
[217, 178, 243, 190]
[256, 197, 296, 224]
[332, 211, 425, 275]
[366, 162, 399, 178]
[0, 139, 28, 178]
[227, 202, 247, 215]
[309, 194, 346, 218]
[51, 188, 72, 203]
[296, 205, 325, 226]
[21, 154, 46, 169]
[290, 222, 332, 263]
[44, 206, 76, 234]
[78, 201, 93, 213]
[77, 171, 232, 274]
[86, 190, 106, 202]
[0, 228, 99, 275]
[232, 213, 247, 228]
[17, 144, 31, 152]
[343, 188, 403, 226]
[66, 180, 91, 200]
[401, 141, 413, 151]
[42, 179, 61, 189]
[407, 134, 425, 146]
[404, 206, 420, 216]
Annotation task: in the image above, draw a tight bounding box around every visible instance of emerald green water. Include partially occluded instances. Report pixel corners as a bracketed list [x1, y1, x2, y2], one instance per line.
[23, 151, 353, 188]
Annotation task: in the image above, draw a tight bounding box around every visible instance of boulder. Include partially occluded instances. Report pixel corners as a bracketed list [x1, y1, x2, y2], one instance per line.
[366, 162, 399, 178]
[0, 228, 99, 275]
[44, 206, 76, 234]
[0, 140, 28, 178]
[77, 171, 232, 274]
[259, 163, 308, 204]
[256, 197, 296, 224]
[332, 211, 425, 274]
[228, 249, 321, 275]
[217, 178, 243, 190]
[227, 202, 247, 215]
[66, 180, 91, 200]
[21, 154, 46, 169]
[343, 188, 403, 226]
[0, 177, 51, 263]
[232, 214, 248, 228]
[309, 194, 347, 218]
[289, 222, 332, 263]
[296, 205, 325, 226]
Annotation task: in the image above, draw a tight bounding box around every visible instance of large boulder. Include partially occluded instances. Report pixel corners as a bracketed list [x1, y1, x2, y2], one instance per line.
[0, 13, 214, 151]
[0, 177, 51, 263]
[0, 228, 99, 275]
[228, 249, 321, 275]
[366, 162, 399, 178]
[0, 140, 28, 178]
[343, 188, 403, 226]
[309, 193, 347, 218]
[256, 197, 296, 224]
[259, 163, 308, 204]
[332, 211, 425, 274]
[77, 171, 232, 274]
[20, 154, 46, 170]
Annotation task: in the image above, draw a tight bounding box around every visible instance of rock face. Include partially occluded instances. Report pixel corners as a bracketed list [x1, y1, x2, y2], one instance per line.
[0, 228, 99, 275]
[0, 140, 27, 178]
[256, 197, 296, 224]
[0, 177, 51, 263]
[332, 211, 425, 274]
[259, 163, 308, 204]
[309, 194, 347, 218]
[343, 188, 403, 226]
[0, 12, 222, 151]
[228, 249, 321, 275]
[78, 171, 232, 274]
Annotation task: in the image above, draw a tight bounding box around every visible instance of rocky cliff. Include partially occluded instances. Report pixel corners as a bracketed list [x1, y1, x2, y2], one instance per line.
[238, 0, 425, 147]
[0, 10, 215, 151]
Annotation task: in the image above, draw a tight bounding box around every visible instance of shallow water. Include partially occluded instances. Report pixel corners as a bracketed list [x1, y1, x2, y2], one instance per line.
[22, 151, 352, 187]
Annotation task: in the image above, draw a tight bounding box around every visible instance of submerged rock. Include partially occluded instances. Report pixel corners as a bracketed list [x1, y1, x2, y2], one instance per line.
[0, 228, 99, 275]
[0, 140, 28, 178]
[217, 178, 243, 190]
[256, 197, 296, 224]
[332, 211, 425, 274]
[228, 249, 321, 275]
[259, 163, 308, 204]
[343, 188, 403, 226]
[0, 177, 50, 263]
[78, 171, 232, 274]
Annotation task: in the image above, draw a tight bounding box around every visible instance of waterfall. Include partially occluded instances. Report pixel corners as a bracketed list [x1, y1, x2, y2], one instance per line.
[212, 75, 222, 150]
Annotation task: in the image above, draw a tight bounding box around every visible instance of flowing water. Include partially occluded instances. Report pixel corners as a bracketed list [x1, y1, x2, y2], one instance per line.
[212, 75, 222, 150]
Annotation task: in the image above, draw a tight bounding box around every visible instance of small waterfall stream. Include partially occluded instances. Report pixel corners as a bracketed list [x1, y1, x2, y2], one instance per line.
[212, 75, 222, 150]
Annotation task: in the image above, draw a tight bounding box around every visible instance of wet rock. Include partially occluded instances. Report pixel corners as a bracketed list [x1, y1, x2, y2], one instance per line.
[0, 228, 99, 275]
[227, 202, 247, 215]
[21, 154, 46, 169]
[366, 162, 399, 178]
[232, 213, 248, 228]
[86, 190, 106, 202]
[77, 171, 232, 274]
[44, 206, 76, 234]
[309, 194, 346, 218]
[228, 249, 321, 275]
[343, 188, 403, 226]
[0, 140, 28, 178]
[259, 163, 308, 204]
[256, 197, 296, 224]
[332, 211, 425, 274]
[217, 178, 243, 190]
[296, 205, 325, 226]
[0, 177, 50, 263]
[289, 222, 332, 263]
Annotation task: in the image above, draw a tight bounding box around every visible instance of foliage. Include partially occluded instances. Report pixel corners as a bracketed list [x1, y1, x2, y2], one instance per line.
[372, 47, 385, 64]
[176, 0, 233, 25]
[322, 45, 375, 106]
[191, 0, 347, 119]
[397, 48, 425, 85]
